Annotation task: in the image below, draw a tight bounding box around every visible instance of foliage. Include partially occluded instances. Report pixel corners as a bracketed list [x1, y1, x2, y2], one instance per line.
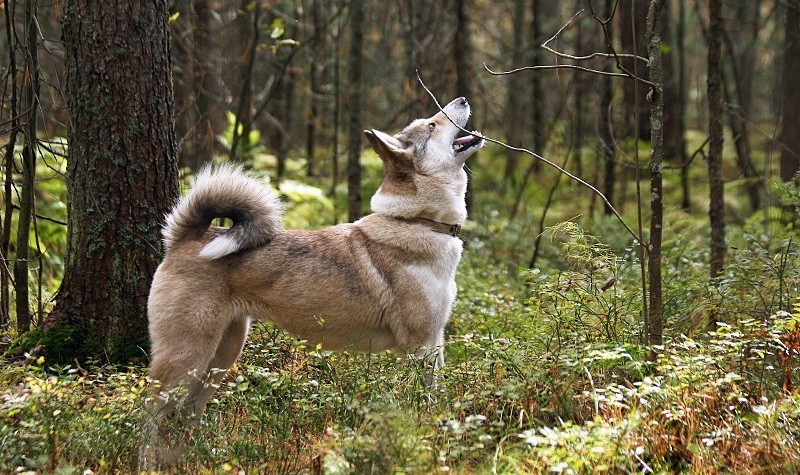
[1, 140, 68, 332]
[2, 219, 800, 473]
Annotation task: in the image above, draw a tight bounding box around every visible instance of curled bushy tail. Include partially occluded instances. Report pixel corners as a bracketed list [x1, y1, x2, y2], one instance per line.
[162, 164, 283, 259]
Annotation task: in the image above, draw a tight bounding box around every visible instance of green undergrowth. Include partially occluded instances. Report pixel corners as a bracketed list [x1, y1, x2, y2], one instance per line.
[2, 219, 800, 474]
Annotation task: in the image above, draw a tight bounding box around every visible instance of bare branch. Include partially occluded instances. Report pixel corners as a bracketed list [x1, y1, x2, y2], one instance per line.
[485, 62, 632, 80]
[540, 8, 647, 64]
[416, 71, 642, 246]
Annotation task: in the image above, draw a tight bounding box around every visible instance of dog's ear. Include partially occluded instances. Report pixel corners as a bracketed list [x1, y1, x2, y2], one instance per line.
[364, 129, 413, 167]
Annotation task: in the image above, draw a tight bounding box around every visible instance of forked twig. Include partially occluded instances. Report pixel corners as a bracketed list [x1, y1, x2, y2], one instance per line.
[415, 71, 641, 246]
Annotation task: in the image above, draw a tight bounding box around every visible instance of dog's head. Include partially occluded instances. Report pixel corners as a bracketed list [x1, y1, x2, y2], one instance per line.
[364, 97, 484, 224]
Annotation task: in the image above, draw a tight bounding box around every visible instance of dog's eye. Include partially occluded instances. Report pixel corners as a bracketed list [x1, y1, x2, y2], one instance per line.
[428, 123, 436, 132]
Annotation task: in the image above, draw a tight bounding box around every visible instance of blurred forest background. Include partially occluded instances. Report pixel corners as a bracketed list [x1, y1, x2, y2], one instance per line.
[2, 0, 800, 473]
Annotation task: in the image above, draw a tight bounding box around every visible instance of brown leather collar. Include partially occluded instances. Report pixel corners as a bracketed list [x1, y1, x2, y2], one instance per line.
[393, 216, 462, 238]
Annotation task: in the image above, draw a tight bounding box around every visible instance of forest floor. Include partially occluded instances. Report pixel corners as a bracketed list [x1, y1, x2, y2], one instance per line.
[2, 150, 800, 474]
[2, 219, 800, 474]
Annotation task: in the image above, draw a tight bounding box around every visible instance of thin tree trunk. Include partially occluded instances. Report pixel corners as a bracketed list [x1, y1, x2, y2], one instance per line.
[1, 0, 19, 328]
[601, 0, 616, 215]
[780, 0, 800, 183]
[503, 0, 526, 183]
[42, 0, 179, 363]
[719, 55, 762, 211]
[278, 69, 297, 183]
[194, 0, 219, 167]
[454, 0, 474, 214]
[229, 0, 259, 162]
[708, 0, 727, 280]
[15, 0, 40, 333]
[331, 8, 342, 208]
[573, 0, 585, 178]
[678, 0, 690, 211]
[306, 0, 322, 177]
[530, 0, 545, 169]
[646, 0, 664, 354]
[347, 0, 365, 222]
[620, 0, 650, 139]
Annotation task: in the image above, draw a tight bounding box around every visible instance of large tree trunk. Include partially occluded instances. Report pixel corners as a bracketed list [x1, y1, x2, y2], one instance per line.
[347, 0, 365, 222]
[708, 0, 726, 280]
[780, 0, 800, 183]
[41, 0, 179, 363]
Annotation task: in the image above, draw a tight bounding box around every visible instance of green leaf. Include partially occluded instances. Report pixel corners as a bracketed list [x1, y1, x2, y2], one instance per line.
[270, 18, 285, 39]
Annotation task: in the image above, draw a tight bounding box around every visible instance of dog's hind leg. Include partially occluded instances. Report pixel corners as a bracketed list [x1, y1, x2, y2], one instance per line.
[193, 316, 250, 413]
[141, 305, 234, 468]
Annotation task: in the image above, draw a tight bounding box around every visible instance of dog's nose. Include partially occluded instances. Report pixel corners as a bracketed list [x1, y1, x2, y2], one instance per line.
[456, 97, 468, 107]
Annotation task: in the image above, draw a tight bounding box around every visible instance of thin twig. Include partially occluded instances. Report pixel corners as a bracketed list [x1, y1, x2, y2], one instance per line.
[485, 63, 633, 79]
[416, 71, 641, 246]
[540, 8, 647, 64]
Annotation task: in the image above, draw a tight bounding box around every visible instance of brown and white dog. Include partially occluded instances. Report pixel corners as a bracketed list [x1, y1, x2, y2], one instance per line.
[141, 97, 483, 466]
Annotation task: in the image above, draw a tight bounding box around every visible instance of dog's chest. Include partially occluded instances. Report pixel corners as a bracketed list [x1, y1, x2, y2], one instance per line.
[404, 241, 462, 317]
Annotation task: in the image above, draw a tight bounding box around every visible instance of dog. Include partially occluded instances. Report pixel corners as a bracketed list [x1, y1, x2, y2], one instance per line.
[140, 97, 484, 466]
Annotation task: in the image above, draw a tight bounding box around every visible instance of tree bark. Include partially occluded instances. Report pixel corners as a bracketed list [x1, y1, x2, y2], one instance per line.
[42, 0, 179, 363]
[1, 0, 20, 328]
[620, 0, 650, 139]
[601, 0, 617, 215]
[15, 0, 40, 333]
[503, 0, 526, 183]
[454, 0, 475, 214]
[530, 0, 545, 167]
[347, 0, 365, 222]
[305, 0, 323, 177]
[708, 0, 726, 280]
[645, 0, 664, 353]
[780, 0, 800, 183]
[677, 0, 690, 211]
[193, 0, 221, 167]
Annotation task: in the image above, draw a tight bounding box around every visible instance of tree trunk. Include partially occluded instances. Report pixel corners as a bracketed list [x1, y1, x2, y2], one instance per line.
[780, 0, 800, 183]
[15, 0, 40, 333]
[677, 0, 690, 211]
[530, 0, 545, 166]
[347, 0, 365, 222]
[305, 0, 323, 177]
[601, 0, 617, 215]
[720, 56, 762, 211]
[661, 4, 682, 165]
[193, 0, 221, 167]
[42, 0, 179, 363]
[454, 0, 475, 214]
[645, 0, 664, 354]
[1, 0, 20, 328]
[620, 0, 650, 139]
[229, 0, 259, 161]
[572, 0, 585, 178]
[503, 0, 526, 183]
[708, 0, 726, 280]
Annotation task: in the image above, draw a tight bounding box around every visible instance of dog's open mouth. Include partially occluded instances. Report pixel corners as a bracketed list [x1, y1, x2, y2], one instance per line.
[452, 134, 484, 154]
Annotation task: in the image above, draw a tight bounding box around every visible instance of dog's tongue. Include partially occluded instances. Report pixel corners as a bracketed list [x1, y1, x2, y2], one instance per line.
[452, 135, 477, 147]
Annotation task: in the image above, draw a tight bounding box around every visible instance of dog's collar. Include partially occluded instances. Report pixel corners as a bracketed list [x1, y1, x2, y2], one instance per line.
[393, 216, 462, 238]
